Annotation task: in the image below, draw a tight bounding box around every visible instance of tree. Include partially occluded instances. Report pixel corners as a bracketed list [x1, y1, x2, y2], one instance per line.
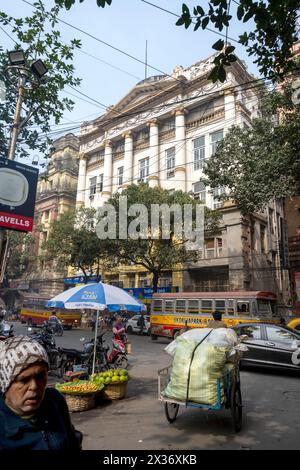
[202, 84, 300, 214]
[55, 0, 299, 82]
[0, 1, 81, 161]
[42, 207, 115, 281]
[104, 184, 221, 291]
[5, 232, 36, 281]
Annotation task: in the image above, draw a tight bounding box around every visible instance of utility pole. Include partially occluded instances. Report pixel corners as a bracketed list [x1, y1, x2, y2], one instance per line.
[0, 51, 47, 284]
[0, 69, 29, 282]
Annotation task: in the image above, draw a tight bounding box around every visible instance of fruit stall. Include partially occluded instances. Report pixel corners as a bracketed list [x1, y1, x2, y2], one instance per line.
[56, 369, 130, 412]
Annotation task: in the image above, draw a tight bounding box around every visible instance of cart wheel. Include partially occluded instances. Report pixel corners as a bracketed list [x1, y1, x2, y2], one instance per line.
[165, 402, 179, 423]
[230, 383, 242, 433]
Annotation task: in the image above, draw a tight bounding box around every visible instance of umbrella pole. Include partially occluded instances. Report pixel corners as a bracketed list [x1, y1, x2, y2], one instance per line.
[92, 310, 99, 376]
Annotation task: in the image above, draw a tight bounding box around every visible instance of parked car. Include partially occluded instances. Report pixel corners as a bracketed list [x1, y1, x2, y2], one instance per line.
[126, 315, 151, 335]
[232, 322, 300, 371]
[287, 317, 300, 332]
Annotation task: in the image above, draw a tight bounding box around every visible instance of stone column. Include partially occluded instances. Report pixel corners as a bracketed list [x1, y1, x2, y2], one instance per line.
[224, 88, 236, 126]
[102, 140, 113, 202]
[122, 131, 134, 186]
[76, 153, 87, 207]
[147, 119, 159, 188]
[174, 108, 187, 192]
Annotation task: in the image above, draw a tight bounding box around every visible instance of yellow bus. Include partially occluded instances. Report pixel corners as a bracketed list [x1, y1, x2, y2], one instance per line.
[150, 291, 279, 340]
[20, 295, 81, 329]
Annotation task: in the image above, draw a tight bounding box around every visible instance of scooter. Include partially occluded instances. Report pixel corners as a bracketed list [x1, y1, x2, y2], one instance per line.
[109, 332, 128, 369]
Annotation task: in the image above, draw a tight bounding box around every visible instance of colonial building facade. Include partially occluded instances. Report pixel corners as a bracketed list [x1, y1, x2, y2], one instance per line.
[27, 133, 80, 297]
[76, 53, 290, 309]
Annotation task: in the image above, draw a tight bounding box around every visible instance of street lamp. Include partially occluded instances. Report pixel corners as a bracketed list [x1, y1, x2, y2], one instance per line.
[8, 50, 26, 66]
[31, 59, 48, 80]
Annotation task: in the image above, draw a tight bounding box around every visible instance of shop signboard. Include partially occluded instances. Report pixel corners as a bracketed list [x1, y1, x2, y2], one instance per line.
[0, 157, 39, 232]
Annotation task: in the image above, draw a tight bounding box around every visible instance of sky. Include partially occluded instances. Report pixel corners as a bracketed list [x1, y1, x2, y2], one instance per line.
[0, 0, 259, 158]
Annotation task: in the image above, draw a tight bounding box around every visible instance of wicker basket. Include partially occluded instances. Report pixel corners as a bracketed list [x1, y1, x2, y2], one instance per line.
[103, 381, 128, 400]
[64, 393, 96, 412]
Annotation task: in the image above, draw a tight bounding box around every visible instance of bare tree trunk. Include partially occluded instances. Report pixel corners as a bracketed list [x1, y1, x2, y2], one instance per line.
[152, 272, 159, 293]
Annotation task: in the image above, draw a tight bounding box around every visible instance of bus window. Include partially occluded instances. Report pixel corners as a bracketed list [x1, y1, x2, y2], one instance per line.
[176, 300, 186, 313]
[227, 300, 234, 316]
[202, 300, 213, 313]
[164, 300, 174, 313]
[257, 299, 271, 316]
[153, 299, 162, 312]
[237, 301, 250, 314]
[215, 300, 226, 314]
[187, 300, 199, 314]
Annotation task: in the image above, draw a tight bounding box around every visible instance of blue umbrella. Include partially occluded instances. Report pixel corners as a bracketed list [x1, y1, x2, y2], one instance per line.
[46, 282, 146, 312]
[46, 282, 146, 374]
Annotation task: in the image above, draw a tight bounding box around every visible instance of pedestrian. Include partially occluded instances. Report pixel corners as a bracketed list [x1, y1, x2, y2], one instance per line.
[137, 312, 145, 335]
[0, 335, 82, 450]
[207, 310, 228, 329]
[112, 315, 126, 337]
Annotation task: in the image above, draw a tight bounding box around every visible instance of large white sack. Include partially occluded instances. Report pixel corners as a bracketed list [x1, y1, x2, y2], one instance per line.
[164, 327, 239, 356]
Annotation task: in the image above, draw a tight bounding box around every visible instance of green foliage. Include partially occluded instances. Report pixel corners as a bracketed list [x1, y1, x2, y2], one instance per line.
[106, 184, 221, 291]
[0, 1, 81, 160]
[42, 207, 115, 280]
[56, 0, 299, 83]
[55, 0, 112, 9]
[202, 85, 300, 214]
[5, 232, 35, 280]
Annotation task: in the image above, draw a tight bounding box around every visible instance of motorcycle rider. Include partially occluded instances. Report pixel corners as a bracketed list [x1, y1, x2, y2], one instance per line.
[47, 311, 63, 335]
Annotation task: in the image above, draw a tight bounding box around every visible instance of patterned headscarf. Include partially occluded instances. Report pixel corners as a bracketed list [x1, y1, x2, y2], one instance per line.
[0, 335, 49, 393]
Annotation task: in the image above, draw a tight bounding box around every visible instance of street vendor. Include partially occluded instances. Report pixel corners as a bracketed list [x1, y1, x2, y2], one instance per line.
[207, 311, 228, 329]
[112, 315, 127, 342]
[0, 335, 82, 450]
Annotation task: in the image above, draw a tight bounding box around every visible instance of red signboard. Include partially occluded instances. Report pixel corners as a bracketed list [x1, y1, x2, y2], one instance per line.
[0, 211, 33, 232]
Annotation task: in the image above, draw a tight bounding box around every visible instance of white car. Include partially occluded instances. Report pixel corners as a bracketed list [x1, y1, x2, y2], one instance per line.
[126, 315, 151, 335]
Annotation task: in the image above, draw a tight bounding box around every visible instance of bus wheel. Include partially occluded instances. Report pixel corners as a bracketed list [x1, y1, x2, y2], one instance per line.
[151, 334, 158, 341]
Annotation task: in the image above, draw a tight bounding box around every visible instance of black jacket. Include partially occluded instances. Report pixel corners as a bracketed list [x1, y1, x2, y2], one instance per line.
[0, 388, 80, 450]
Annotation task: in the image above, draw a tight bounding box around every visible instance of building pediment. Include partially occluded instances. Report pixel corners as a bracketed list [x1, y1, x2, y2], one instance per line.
[104, 76, 180, 118]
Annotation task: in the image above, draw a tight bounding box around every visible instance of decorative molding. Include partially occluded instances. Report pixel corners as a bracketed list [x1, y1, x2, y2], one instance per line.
[173, 107, 188, 117]
[147, 119, 159, 128]
[104, 139, 113, 148]
[186, 107, 225, 130]
[175, 166, 186, 173]
[122, 130, 133, 139]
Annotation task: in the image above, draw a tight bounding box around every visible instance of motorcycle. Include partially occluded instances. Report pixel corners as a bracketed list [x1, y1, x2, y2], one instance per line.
[0, 320, 14, 340]
[28, 322, 65, 377]
[47, 319, 64, 336]
[60, 331, 128, 374]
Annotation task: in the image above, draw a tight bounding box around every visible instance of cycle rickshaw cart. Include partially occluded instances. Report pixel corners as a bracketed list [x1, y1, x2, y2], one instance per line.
[158, 358, 243, 433]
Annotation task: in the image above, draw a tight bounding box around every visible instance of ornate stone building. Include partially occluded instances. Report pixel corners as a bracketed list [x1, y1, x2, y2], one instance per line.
[27, 133, 80, 297]
[76, 53, 290, 309]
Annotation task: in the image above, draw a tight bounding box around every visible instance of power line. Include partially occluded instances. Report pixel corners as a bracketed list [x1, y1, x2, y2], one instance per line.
[16, 76, 265, 142]
[140, 0, 240, 44]
[0, 24, 18, 44]
[21, 0, 186, 85]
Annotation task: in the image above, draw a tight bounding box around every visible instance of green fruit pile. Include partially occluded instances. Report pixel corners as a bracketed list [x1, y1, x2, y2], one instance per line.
[90, 369, 130, 386]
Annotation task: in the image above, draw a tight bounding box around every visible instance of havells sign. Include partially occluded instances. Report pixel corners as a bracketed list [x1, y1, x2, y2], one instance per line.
[0, 157, 39, 233]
